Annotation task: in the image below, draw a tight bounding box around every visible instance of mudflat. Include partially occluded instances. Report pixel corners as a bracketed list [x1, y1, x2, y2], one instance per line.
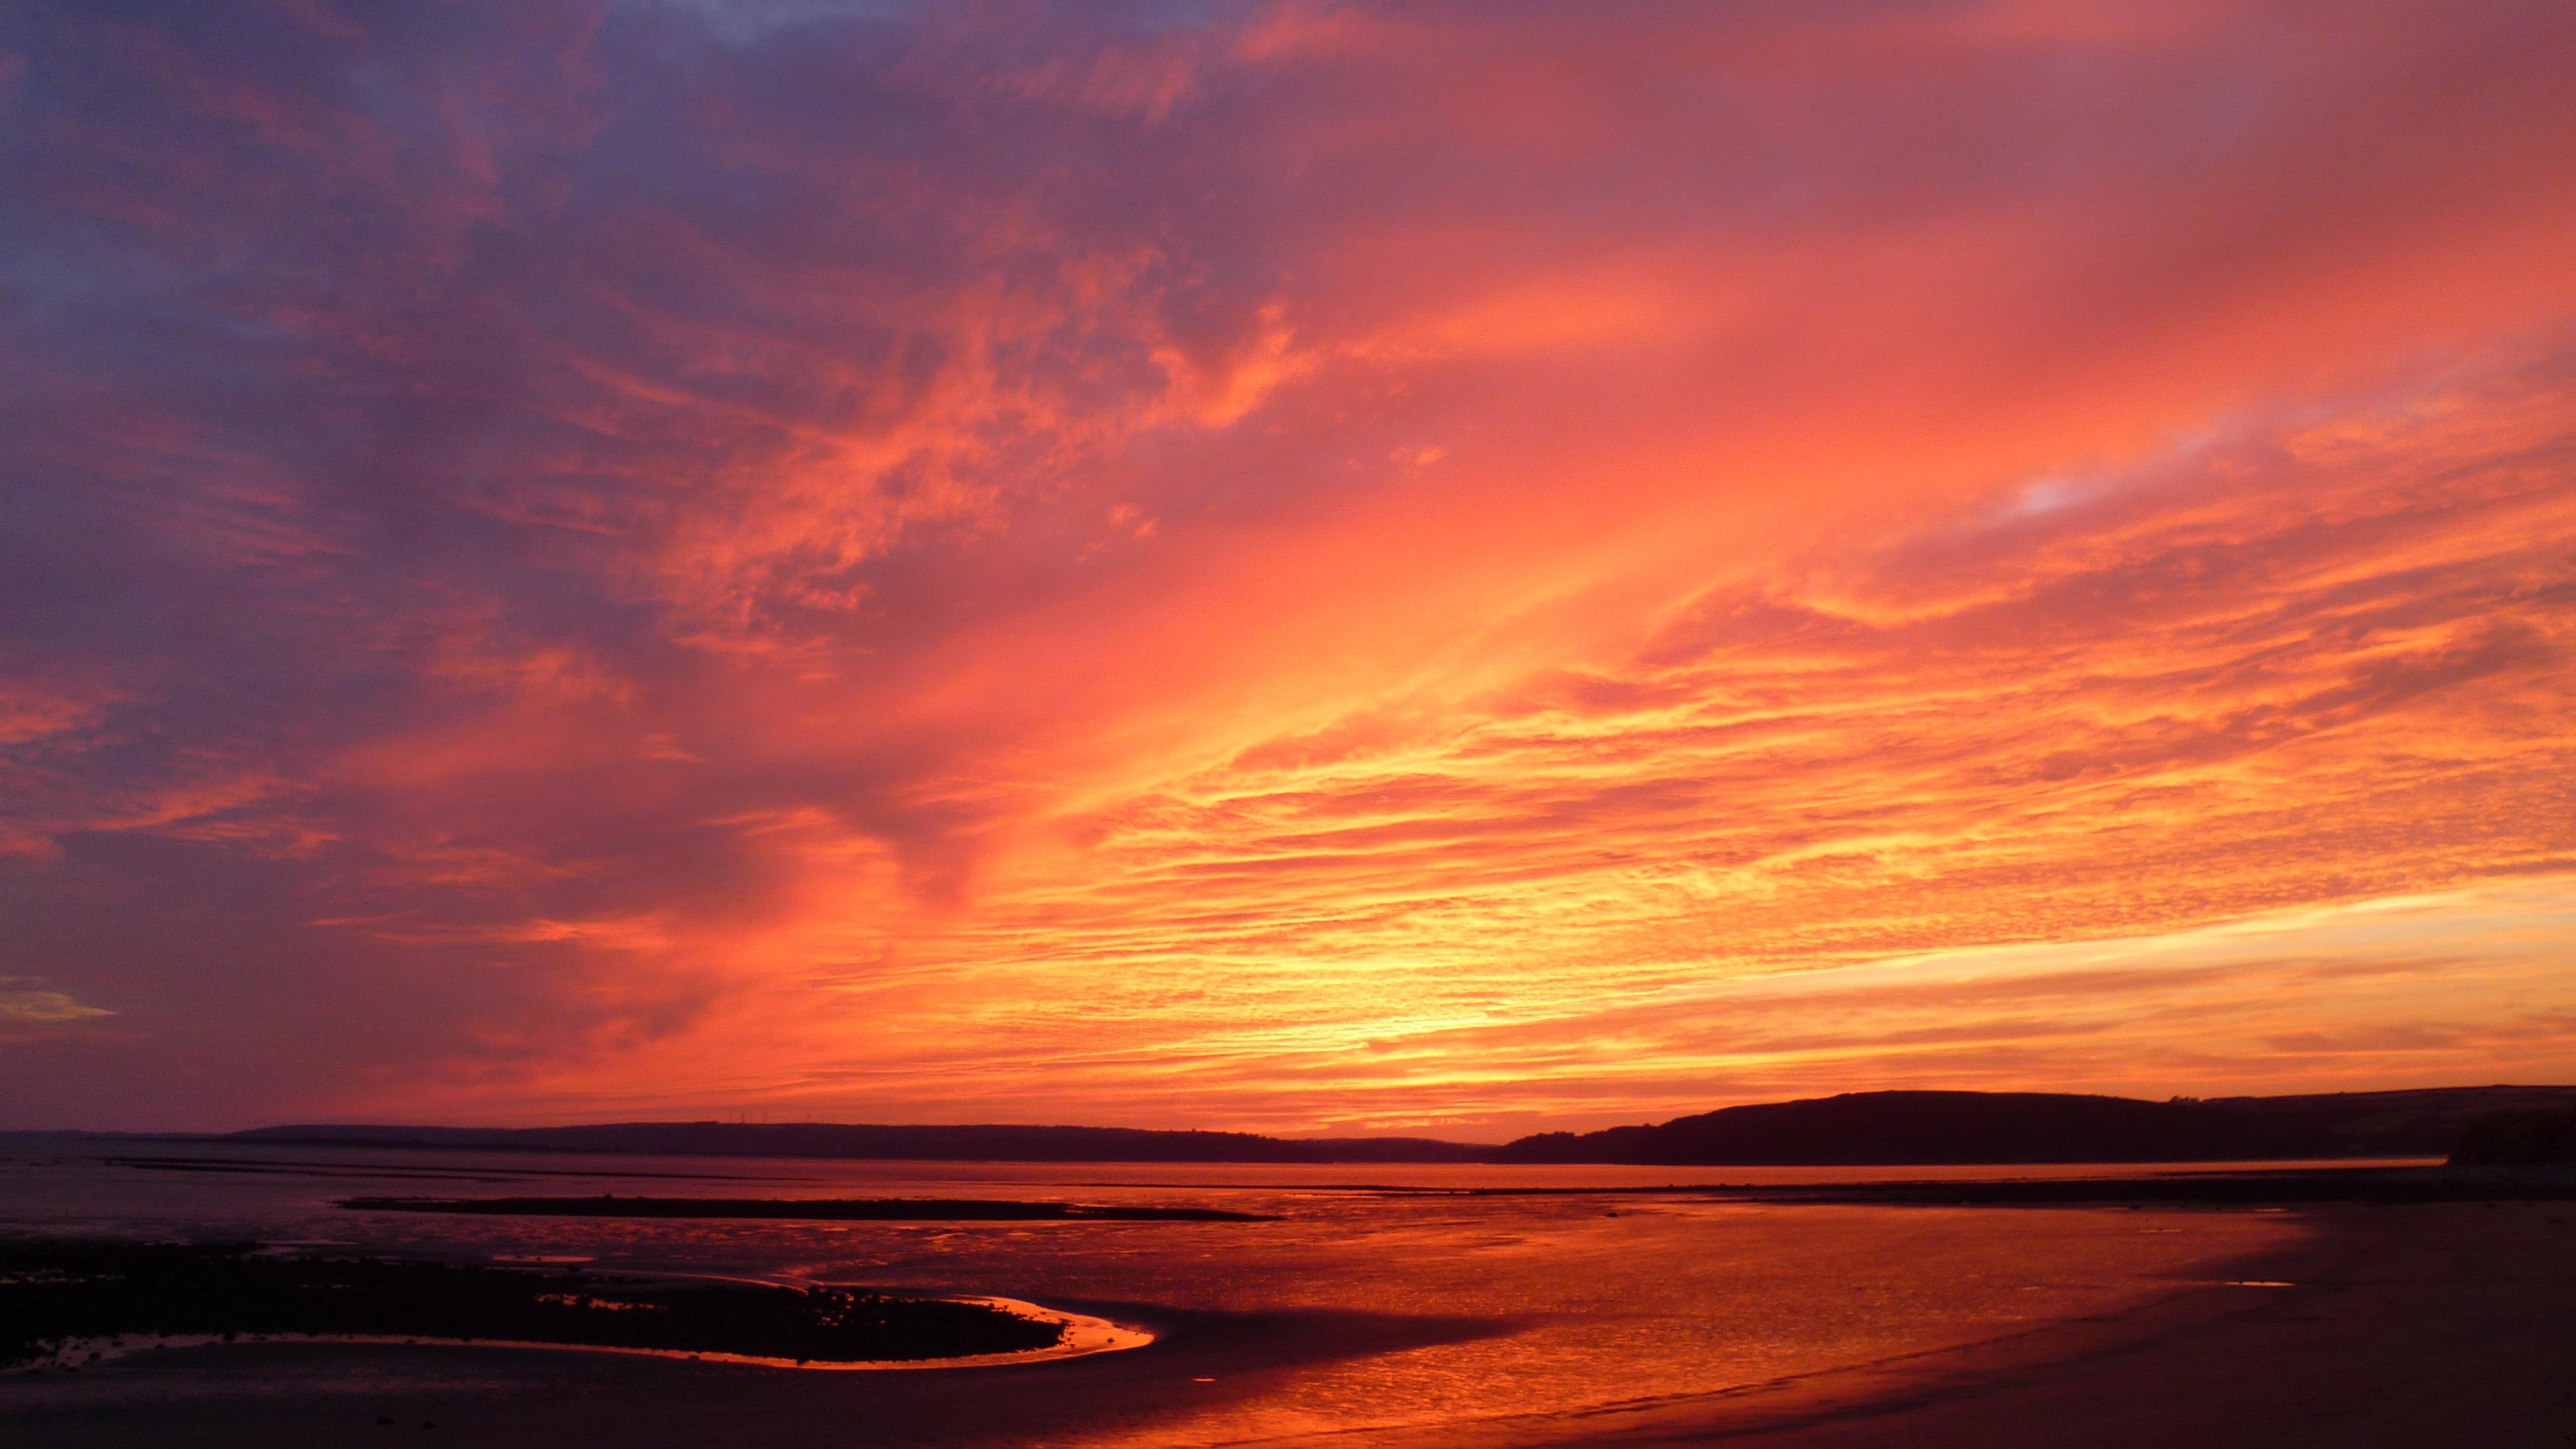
[338, 1193, 1268, 1221]
[0, 1300, 1506, 1448]
[0, 1241, 1073, 1370]
[1609, 1200, 2576, 1447]
[2, 1202, 2565, 1448]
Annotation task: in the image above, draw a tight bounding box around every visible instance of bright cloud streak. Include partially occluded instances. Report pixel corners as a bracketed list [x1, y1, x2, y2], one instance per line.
[2, 0, 2572, 1130]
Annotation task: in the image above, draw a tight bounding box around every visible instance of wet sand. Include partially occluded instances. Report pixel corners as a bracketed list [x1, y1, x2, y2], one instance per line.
[1599, 1200, 2576, 1447]
[16, 1295, 1151, 1377]
[337, 1193, 1269, 1221]
[3, 1203, 2566, 1447]
[0, 1302, 1511, 1447]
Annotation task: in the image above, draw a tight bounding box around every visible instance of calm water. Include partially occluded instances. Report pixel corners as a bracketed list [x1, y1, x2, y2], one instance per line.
[0, 1141, 2324, 1446]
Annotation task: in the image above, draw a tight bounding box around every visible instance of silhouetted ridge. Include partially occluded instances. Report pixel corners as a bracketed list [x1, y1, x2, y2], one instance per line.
[226, 1121, 1492, 1164]
[204, 1086, 2576, 1165]
[1492, 1087, 2576, 1164]
[2449, 1107, 2576, 1166]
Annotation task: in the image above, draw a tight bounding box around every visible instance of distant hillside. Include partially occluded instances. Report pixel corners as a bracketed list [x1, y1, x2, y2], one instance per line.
[203, 1086, 2576, 1166]
[225, 1121, 1492, 1164]
[2449, 1107, 2576, 1167]
[1491, 1087, 2576, 1165]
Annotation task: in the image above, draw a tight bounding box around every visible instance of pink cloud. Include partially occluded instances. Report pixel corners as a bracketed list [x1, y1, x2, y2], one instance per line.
[2, 0, 2572, 1129]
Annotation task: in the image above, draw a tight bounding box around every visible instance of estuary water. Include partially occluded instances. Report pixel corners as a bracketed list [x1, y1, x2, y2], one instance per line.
[0, 1140, 2324, 1447]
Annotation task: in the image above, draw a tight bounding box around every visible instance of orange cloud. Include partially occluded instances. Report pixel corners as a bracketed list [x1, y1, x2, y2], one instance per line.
[2, 0, 2572, 1129]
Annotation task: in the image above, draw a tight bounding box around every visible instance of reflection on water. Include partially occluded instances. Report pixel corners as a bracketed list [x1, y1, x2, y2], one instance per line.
[0, 1142, 2303, 1446]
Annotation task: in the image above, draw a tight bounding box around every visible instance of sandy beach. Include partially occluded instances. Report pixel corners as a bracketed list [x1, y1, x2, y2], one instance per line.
[1610, 1201, 2576, 1448]
[0, 1298, 1506, 1447]
[5, 1200, 2566, 1448]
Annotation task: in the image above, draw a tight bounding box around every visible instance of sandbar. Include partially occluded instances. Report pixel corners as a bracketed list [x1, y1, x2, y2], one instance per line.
[338, 1193, 1266, 1221]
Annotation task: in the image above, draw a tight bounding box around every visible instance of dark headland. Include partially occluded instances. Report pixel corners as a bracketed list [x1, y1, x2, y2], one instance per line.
[143, 1084, 2576, 1165]
[221, 1120, 1492, 1163]
[1491, 1085, 2576, 1164]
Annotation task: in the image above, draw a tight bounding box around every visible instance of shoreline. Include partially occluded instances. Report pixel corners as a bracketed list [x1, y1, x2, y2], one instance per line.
[0, 1243, 1085, 1372]
[1578, 1199, 2574, 1447]
[6, 1296, 1152, 1378]
[6, 1197, 2566, 1447]
[338, 1193, 1269, 1222]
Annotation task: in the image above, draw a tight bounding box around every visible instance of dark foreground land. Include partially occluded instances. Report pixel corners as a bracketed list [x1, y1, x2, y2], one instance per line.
[5, 1192, 2571, 1448]
[0, 1242, 1061, 1369]
[340, 1194, 1266, 1222]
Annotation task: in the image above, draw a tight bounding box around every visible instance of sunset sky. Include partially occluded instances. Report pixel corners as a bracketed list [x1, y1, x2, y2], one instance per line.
[4, 0, 2573, 1135]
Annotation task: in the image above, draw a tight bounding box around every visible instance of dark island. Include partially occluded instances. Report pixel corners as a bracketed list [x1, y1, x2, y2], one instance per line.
[338, 1194, 1267, 1222]
[0, 1240, 1063, 1371]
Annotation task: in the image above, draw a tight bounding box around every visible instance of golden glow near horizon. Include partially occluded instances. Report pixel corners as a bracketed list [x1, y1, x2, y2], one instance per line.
[2, 1, 2573, 1131]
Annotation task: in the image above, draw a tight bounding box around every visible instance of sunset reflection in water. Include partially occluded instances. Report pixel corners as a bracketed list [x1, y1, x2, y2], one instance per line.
[1, 1144, 2302, 1446]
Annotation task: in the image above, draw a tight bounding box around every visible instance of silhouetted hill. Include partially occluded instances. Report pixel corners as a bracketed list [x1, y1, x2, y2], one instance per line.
[1492, 1087, 2576, 1164]
[224, 1121, 1492, 1164]
[2449, 1107, 2576, 1166]
[173, 1086, 2576, 1166]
